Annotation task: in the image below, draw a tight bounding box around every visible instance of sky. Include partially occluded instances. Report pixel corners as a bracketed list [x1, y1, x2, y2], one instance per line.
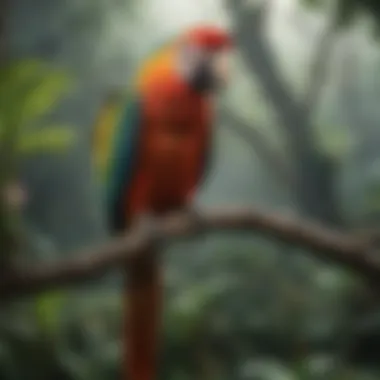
[140, 0, 324, 69]
[147, 0, 228, 35]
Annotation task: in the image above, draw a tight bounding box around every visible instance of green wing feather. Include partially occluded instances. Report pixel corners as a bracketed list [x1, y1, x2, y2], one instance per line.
[92, 90, 143, 232]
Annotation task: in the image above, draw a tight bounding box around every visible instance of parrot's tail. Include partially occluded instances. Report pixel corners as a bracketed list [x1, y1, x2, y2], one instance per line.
[124, 252, 162, 380]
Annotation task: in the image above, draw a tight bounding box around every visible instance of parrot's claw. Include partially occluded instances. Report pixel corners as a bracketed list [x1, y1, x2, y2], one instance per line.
[134, 213, 162, 244]
[184, 205, 206, 230]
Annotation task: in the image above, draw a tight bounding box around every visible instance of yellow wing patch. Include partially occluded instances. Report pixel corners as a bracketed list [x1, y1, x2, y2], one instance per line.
[92, 93, 125, 180]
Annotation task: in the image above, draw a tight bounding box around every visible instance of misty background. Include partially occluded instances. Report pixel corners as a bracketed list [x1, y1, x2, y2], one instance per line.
[2, 0, 380, 379]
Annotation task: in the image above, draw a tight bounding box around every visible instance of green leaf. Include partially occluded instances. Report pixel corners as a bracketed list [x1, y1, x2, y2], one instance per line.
[0, 60, 74, 183]
[19, 72, 71, 125]
[35, 291, 65, 336]
[0, 60, 72, 129]
[17, 127, 76, 155]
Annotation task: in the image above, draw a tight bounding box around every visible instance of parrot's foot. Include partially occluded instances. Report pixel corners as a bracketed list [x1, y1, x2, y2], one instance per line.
[133, 213, 163, 244]
[184, 204, 206, 231]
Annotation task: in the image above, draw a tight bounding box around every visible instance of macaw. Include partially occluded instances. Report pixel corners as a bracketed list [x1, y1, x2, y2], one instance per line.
[92, 25, 233, 380]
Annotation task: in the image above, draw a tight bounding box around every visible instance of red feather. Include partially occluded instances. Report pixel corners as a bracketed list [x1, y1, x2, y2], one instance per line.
[124, 46, 212, 380]
[183, 24, 233, 51]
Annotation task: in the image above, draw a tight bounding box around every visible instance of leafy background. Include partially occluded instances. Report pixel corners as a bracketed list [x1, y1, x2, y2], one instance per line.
[3, 0, 380, 379]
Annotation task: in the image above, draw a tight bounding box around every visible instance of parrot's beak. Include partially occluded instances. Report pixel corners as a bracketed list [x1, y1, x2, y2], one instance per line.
[177, 42, 232, 93]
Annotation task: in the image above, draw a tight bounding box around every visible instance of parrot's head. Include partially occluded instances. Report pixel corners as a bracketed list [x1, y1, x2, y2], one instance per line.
[176, 25, 233, 93]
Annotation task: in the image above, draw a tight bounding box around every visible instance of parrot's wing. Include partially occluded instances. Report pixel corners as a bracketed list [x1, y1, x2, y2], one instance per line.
[92, 91, 143, 232]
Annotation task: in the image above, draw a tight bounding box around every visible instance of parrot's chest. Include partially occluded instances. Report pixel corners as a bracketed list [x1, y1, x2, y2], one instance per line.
[147, 105, 204, 180]
[129, 81, 212, 211]
[143, 92, 208, 172]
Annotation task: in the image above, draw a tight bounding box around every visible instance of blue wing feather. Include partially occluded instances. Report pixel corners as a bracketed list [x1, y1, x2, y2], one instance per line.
[105, 93, 143, 231]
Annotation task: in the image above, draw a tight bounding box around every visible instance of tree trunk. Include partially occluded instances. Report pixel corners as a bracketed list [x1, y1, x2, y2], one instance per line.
[228, 1, 343, 226]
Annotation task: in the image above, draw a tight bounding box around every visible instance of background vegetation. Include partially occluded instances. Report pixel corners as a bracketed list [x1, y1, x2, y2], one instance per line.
[3, 0, 380, 378]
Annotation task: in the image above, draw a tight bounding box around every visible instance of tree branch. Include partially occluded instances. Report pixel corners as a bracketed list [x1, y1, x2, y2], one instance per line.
[226, 0, 344, 223]
[1, 207, 379, 303]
